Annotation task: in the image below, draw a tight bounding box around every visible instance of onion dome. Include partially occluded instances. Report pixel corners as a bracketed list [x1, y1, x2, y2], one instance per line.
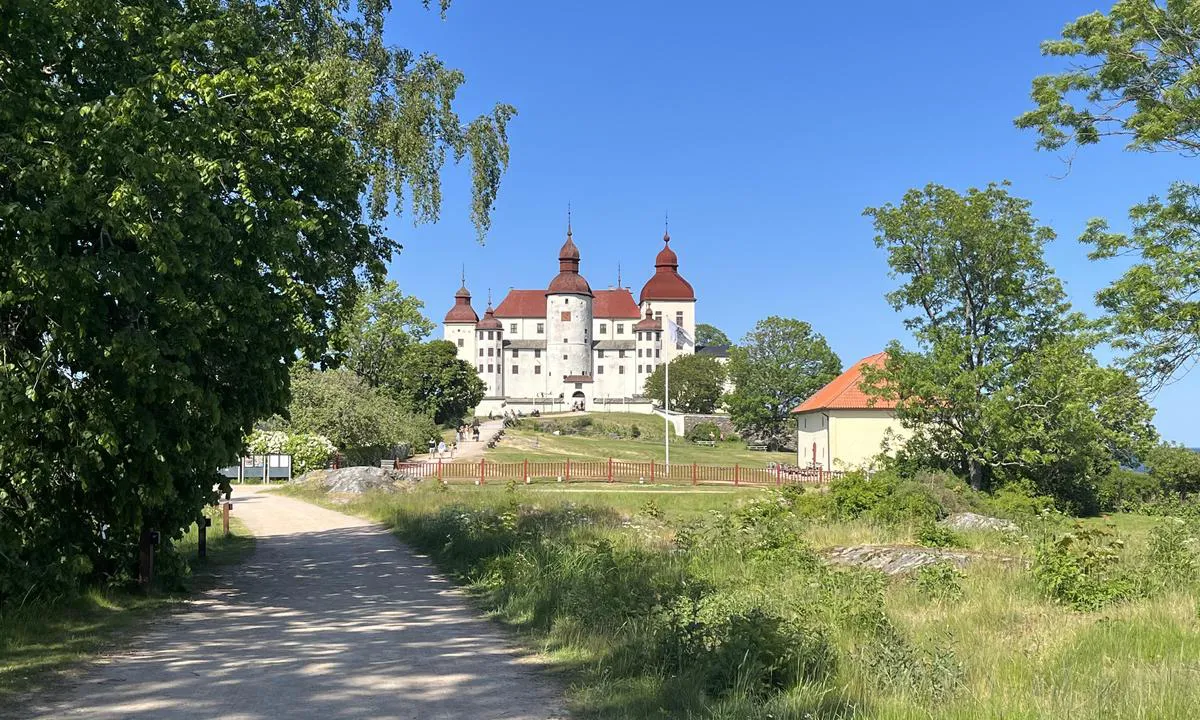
[639, 231, 695, 304]
[444, 284, 478, 323]
[476, 304, 502, 330]
[634, 306, 661, 331]
[547, 228, 593, 296]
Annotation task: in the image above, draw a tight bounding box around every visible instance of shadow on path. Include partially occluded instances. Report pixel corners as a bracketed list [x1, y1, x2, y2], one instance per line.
[13, 490, 564, 720]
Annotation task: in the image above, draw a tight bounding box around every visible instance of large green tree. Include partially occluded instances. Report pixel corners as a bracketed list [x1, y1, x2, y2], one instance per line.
[694, 323, 731, 347]
[0, 0, 511, 601]
[1018, 0, 1200, 389]
[864, 183, 1156, 505]
[393, 341, 485, 425]
[643, 354, 728, 414]
[287, 367, 438, 450]
[726, 317, 841, 445]
[335, 281, 435, 388]
[1146, 443, 1200, 499]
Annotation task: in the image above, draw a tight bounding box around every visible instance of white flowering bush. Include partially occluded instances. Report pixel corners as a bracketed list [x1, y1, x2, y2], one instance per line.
[245, 430, 336, 475]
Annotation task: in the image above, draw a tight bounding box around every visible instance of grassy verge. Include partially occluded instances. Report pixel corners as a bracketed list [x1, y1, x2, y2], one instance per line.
[0, 511, 254, 701]
[280, 481, 1200, 719]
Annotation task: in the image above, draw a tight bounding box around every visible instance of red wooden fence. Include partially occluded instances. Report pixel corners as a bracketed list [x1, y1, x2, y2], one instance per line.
[392, 458, 843, 487]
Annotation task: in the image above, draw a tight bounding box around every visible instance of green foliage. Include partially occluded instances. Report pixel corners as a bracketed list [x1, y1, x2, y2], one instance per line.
[392, 341, 485, 425]
[985, 482, 1060, 520]
[245, 430, 337, 475]
[333, 281, 434, 388]
[643, 354, 728, 414]
[0, 0, 510, 607]
[1033, 524, 1135, 611]
[864, 183, 1157, 507]
[915, 522, 963, 549]
[286, 367, 438, 451]
[1098, 468, 1164, 513]
[687, 421, 723, 442]
[827, 471, 942, 525]
[1147, 443, 1200, 498]
[726, 317, 841, 445]
[1142, 519, 1199, 596]
[909, 561, 965, 602]
[695, 323, 731, 347]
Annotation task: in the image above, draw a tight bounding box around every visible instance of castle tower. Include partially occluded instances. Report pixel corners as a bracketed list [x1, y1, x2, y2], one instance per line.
[634, 305, 663, 388]
[442, 281, 478, 366]
[546, 226, 594, 405]
[639, 231, 696, 363]
[475, 302, 504, 398]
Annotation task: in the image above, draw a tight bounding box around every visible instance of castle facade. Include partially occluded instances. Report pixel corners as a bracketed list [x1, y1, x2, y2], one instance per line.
[443, 227, 697, 415]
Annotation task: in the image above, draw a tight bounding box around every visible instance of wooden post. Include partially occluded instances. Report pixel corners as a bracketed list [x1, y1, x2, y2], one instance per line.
[198, 516, 211, 561]
[137, 529, 157, 588]
[608, 457, 613, 483]
[524, 458, 529, 482]
[735, 464, 740, 487]
[566, 458, 571, 482]
[650, 460, 655, 483]
[692, 463, 697, 486]
[438, 458, 443, 482]
[480, 457, 485, 485]
[222, 502, 231, 536]
[776, 463, 781, 486]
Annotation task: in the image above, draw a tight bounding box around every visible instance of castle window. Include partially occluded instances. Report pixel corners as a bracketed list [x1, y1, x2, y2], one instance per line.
[600, 323, 607, 334]
[619, 366, 625, 374]
[676, 311, 683, 325]
[618, 350, 626, 359]
[512, 349, 519, 358]
[597, 365, 604, 374]
[510, 323, 517, 334]
[534, 349, 541, 358]
[562, 354, 568, 360]
[487, 348, 494, 357]
[478, 348, 484, 357]
[535, 366, 542, 375]
[563, 338, 568, 343]
[638, 364, 642, 373]
[478, 364, 483, 372]
[457, 339, 463, 347]
[487, 330, 494, 340]
[575, 383, 583, 390]
[487, 364, 493, 373]
[638, 349, 643, 358]
[655, 311, 662, 320]
[536, 322, 544, 333]
[655, 349, 660, 358]
[512, 365, 519, 374]
[617, 324, 625, 335]
[597, 350, 604, 359]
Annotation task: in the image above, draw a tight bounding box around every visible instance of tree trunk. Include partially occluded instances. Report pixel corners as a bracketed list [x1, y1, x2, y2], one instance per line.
[968, 458, 986, 491]
[137, 528, 155, 589]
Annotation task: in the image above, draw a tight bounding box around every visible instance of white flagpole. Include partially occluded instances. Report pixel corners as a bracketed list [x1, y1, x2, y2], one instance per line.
[665, 357, 670, 471]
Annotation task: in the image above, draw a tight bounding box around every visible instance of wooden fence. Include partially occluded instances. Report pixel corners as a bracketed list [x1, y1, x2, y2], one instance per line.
[390, 458, 843, 487]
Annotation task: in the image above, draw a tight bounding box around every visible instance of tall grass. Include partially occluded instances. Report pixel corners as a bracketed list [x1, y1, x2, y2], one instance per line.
[287, 482, 1200, 719]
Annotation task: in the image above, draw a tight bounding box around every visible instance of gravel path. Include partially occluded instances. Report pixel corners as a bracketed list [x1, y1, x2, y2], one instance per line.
[16, 487, 565, 719]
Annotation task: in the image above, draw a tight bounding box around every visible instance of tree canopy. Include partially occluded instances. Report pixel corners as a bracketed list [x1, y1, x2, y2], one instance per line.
[865, 183, 1156, 508]
[335, 281, 435, 388]
[287, 367, 438, 451]
[0, 0, 511, 603]
[695, 323, 731, 347]
[393, 341, 486, 425]
[1019, 1, 1200, 389]
[726, 317, 841, 445]
[643, 354, 728, 415]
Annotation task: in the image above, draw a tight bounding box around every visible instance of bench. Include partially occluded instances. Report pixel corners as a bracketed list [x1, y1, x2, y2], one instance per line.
[747, 444, 769, 451]
[693, 439, 716, 447]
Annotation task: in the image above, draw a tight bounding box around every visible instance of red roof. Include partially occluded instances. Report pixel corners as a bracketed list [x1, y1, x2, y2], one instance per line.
[562, 375, 594, 383]
[548, 229, 593, 296]
[476, 306, 502, 330]
[791, 352, 895, 413]
[493, 288, 640, 319]
[443, 285, 479, 323]
[634, 307, 661, 331]
[639, 233, 695, 303]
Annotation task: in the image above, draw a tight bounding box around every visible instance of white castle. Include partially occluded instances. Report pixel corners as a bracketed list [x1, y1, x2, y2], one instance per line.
[443, 225, 699, 415]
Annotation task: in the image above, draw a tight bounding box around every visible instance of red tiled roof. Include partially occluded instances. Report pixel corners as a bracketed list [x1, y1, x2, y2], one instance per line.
[444, 285, 479, 323]
[563, 375, 593, 383]
[493, 288, 641, 319]
[639, 233, 695, 303]
[634, 307, 661, 331]
[595, 289, 640, 318]
[791, 352, 895, 413]
[476, 306, 503, 330]
[493, 290, 544, 318]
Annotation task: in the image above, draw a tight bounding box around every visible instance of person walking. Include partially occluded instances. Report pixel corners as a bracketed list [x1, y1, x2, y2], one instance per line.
[437, 440, 447, 458]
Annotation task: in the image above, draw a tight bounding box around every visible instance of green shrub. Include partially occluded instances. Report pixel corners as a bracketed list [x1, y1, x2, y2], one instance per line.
[630, 423, 641, 438]
[830, 471, 899, 519]
[910, 561, 965, 601]
[867, 480, 943, 525]
[1141, 519, 1199, 596]
[1032, 523, 1135, 611]
[653, 590, 835, 697]
[246, 429, 338, 475]
[915, 521, 963, 548]
[986, 481, 1058, 520]
[687, 421, 723, 442]
[1097, 468, 1163, 512]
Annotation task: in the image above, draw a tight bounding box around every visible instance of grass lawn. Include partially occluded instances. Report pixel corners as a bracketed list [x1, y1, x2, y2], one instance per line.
[281, 479, 1200, 719]
[0, 510, 254, 701]
[488, 412, 794, 467]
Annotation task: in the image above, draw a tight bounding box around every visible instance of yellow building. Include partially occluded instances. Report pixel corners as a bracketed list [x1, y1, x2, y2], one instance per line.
[791, 353, 907, 470]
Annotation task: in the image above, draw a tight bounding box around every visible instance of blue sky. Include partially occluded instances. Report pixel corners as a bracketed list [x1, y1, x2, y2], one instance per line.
[379, 1, 1197, 444]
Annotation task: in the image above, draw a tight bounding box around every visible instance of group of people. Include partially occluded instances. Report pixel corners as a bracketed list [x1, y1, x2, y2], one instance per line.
[426, 422, 482, 460]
